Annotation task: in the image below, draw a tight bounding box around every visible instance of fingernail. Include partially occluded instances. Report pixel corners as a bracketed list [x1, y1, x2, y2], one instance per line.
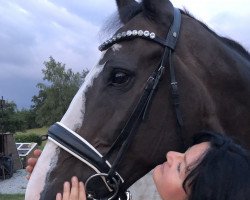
[72, 176, 78, 182]
[79, 181, 84, 187]
[56, 193, 62, 199]
[64, 181, 69, 187]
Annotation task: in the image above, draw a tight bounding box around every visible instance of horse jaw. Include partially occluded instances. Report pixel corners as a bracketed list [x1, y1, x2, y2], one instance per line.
[25, 53, 106, 200]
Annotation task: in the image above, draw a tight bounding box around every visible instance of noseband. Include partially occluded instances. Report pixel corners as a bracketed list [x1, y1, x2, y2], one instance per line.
[48, 6, 184, 200]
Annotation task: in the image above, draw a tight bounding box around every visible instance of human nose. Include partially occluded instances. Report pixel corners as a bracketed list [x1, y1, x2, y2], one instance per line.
[166, 151, 183, 166]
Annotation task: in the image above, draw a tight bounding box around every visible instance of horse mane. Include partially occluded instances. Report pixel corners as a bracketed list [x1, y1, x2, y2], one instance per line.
[181, 9, 250, 61]
[100, 3, 250, 61]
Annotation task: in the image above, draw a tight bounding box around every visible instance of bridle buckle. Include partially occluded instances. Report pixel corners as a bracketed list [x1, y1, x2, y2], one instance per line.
[85, 173, 122, 200]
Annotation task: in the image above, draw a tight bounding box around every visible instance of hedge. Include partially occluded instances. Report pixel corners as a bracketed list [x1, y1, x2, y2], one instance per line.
[15, 133, 42, 146]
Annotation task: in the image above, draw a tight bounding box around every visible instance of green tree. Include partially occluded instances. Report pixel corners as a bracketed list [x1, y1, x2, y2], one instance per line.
[1, 101, 26, 133]
[32, 56, 88, 126]
[19, 108, 39, 129]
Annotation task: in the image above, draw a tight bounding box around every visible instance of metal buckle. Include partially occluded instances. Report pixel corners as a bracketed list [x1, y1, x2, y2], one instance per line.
[157, 65, 165, 78]
[123, 191, 132, 200]
[40, 134, 48, 141]
[85, 173, 120, 200]
[145, 76, 155, 91]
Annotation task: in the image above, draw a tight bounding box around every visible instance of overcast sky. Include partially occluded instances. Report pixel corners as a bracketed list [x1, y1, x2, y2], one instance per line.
[0, 0, 249, 109]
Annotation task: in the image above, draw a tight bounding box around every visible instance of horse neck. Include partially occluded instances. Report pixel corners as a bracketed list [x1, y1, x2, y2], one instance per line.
[176, 15, 250, 138]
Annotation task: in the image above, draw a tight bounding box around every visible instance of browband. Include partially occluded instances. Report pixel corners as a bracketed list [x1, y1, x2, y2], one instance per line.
[99, 8, 181, 51]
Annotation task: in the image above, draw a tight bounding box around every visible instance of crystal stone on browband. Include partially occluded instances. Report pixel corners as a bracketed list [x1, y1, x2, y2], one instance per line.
[99, 30, 156, 51]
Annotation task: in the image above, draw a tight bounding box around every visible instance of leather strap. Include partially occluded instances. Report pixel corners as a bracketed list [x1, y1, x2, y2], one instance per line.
[48, 122, 111, 174]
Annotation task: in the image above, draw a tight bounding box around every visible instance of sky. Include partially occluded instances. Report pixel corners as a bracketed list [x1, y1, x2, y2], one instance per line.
[0, 0, 249, 109]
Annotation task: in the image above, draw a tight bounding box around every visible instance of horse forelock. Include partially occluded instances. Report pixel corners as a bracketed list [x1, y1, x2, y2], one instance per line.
[99, 2, 142, 43]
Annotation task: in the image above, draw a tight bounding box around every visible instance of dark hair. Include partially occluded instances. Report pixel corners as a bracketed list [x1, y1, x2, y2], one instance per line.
[183, 131, 250, 200]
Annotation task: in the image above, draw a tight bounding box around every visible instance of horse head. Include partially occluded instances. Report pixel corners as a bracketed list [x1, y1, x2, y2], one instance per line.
[25, 0, 250, 199]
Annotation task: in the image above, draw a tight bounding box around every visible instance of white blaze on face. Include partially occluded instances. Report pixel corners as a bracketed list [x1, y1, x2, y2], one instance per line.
[25, 53, 106, 200]
[60, 56, 106, 130]
[112, 44, 122, 52]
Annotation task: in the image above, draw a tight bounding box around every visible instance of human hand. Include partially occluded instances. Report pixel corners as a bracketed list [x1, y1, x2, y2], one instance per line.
[25, 149, 42, 180]
[56, 176, 86, 200]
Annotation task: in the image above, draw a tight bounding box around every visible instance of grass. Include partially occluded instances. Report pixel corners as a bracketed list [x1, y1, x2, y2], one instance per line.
[16, 127, 48, 136]
[15, 127, 49, 149]
[0, 194, 25, 200]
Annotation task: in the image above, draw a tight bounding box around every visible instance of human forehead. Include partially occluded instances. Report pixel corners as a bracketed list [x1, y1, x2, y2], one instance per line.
[185, 142, 210, 166]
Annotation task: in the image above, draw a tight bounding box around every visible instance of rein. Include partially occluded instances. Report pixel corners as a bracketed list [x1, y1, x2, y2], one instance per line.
[48, 6, 184, 200]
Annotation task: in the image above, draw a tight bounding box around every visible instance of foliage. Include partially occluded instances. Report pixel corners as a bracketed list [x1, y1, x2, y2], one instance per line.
[32, 56, 88, 126]
[0, 194, 25, 200]
[1, 101, 25, 133]
[17, 127, 48, 149]
[0, 57, 87, 132]
[20, 108, 39, 129]
[16, 126, 48, 136]
[15, 132, 42, 145]
[0, 101, 40, 133]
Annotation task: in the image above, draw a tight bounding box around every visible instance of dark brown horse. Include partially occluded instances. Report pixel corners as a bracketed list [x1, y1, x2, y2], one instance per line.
[25, 0, 250, 199]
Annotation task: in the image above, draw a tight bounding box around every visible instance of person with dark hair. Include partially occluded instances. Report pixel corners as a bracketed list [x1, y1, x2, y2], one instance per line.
[26, 131, 250, 200]
[153, 131, 250, 200]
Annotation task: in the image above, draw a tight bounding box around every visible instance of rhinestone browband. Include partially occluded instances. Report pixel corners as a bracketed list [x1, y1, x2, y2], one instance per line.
[98, 30, 157, 51]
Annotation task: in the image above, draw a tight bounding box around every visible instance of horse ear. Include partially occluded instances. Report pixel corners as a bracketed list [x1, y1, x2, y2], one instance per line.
[142, 0, 173, 22]
[116, 0, 139, 23]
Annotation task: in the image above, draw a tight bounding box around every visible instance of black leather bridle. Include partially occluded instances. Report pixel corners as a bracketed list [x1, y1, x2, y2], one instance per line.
[48, 6, 184, 200]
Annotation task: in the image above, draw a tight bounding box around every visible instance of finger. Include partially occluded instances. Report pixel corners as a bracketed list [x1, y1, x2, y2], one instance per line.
[56, 193, 62, 200]
[33, 149, 42, 157]
[70, 176, 79, 199]
[25, 165, 34, 174]
[26, 174, 31, 180]
[62, 181, 70, 200]
[27, 157, 38, 167]
[79, 182, 86, 200]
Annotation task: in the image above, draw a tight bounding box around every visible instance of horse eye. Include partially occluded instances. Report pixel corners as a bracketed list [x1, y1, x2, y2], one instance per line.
[110, 71, 130, 86]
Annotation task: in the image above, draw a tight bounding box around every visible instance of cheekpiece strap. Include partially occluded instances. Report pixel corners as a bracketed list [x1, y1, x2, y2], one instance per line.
[165, 8, 182, 50]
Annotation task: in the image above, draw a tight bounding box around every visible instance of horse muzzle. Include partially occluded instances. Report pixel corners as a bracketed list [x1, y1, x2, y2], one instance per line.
[48, 122, 128, 200]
